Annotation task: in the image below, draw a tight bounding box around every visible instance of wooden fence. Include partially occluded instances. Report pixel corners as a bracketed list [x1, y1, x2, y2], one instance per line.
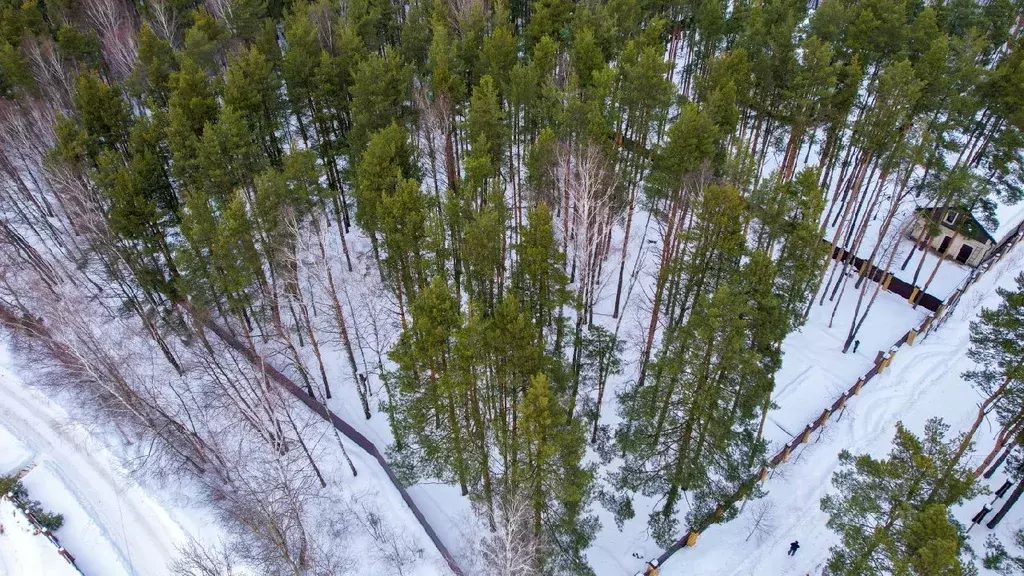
[2, 490, 85, 575]
[823, 241, 942, 311]
[203, 321, 466, 576]
[652, 228, 1023, 570]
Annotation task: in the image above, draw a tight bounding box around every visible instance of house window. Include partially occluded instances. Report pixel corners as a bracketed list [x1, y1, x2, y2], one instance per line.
[956, 244, 973, 264]
[943, 211, 957, 225]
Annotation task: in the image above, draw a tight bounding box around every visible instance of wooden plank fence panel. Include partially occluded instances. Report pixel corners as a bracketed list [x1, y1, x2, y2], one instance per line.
[824, 240, 941, 311]
[204, 321, 465, 576]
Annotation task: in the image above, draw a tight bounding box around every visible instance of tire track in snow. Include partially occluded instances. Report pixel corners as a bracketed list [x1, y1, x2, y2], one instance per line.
[849, 347, 955, 448]
[723, 343, 961, 576]
[0, 369, 183, 576]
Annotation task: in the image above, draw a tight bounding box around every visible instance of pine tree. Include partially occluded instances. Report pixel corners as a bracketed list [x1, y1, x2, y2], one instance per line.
[69, 71, 132, 161]
[578, 325, 622, 443]
[348, 48, 414, 165]
[821, 419, 977, 576]
[467, 75, 506, 174]
[280, 3, 323, 144]
[379, 177, 430, 317]
[182, 9, 229, 72]
[517, 372, 597, 575]
[635, 103, 720, 387]
[462, 189, 506, 312]
[388, 276, 469, 491]
[167, 57, 220, 184]
[957, 273, 1024, 477]
[223, 45, 284, 165]
[524, 0, 572, 48]
[757, 168, 827, 329]
[221, 0, 269, 44]
[353, 122, 419, 261]
[511, 202, 569, 348]
[131, 25, 177, 106]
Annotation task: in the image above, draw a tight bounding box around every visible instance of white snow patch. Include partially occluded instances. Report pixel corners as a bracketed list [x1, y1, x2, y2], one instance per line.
[0, 498, 81, 576]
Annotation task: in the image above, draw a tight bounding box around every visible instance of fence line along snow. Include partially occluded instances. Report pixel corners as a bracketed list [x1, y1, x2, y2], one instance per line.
[651, 230, 1023, 573]
[202, 320, 465, 576]
[822, 240, 943, 311]
[1, 489, 84, 575]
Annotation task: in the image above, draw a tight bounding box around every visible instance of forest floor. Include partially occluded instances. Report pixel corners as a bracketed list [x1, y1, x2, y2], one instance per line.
[1, 184, 1022, 576]
[0, 329, 452, 576]
[292, 191, 992, 574]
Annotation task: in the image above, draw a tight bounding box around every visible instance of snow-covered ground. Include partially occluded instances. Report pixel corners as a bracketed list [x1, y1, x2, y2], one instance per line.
[1, 152, 1019, 576]
[0, 340, 217, 576]
[3, 218, 1017, 576]
[0, 330, 453, 576]
[650, 236, 1024, 576]
[0, 498, 81, 576]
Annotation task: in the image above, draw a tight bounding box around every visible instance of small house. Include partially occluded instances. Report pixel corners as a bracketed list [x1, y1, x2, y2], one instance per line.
[909, 207, 995, 268]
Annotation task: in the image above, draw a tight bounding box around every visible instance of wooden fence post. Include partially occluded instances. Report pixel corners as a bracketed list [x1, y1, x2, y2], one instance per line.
[816, 408, 831, 427]
[878, 350, 893, 372]
[921, 313, 934, 332]
[832, 394, 847, 412]
[852, 378, 865, 395]
[882, 273, 893, 290]
[906, 328, 918, 345]
[909, 286, 920, 304]
[686, 531, 699, 546]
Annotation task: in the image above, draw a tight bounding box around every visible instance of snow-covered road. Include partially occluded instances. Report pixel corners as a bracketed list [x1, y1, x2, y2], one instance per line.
[0, 341, 191, 576]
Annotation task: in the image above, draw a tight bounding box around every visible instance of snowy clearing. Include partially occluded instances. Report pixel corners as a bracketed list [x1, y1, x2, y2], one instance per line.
[649, 236, 1024, 576]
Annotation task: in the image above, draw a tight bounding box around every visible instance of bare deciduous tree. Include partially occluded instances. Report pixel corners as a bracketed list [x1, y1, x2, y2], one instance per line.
[350, 490, 426, 576]
[170, 537, 238, 576]
[145, 0, 187, 43]
[556, 142, 619, 322]
[479, 492, 541, 576]
[744, 500, 776, 543]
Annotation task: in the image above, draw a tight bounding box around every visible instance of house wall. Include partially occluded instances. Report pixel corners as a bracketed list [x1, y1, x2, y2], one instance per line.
[909, 214, 993, 267]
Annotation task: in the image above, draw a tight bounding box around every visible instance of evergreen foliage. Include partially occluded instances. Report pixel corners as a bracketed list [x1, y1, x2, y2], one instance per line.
[2, 0, 1022, 571]
[821, 419, 977, 576]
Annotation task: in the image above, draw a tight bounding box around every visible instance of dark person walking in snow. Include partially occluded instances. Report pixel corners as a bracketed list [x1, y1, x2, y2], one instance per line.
[788, 541, 800, 556]
[853, 340, 860, 353]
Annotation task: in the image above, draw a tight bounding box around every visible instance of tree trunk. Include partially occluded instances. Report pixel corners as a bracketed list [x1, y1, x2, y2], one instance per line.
[951, 375, 1011, 468]
[987, 478, 1024, 529]
[983, 442, 1018, 479]
[975, 414, 1024, 478]
[636, 191, 682, 388]
[612, 184, 638, 319]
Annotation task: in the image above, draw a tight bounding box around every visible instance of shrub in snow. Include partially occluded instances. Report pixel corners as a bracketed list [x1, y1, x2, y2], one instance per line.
[0, 474, 18, 496]
[34, 510, 65, 531]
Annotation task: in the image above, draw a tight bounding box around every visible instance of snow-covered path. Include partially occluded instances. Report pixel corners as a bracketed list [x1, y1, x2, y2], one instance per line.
[657, 241, 1024, 576]
[0, 341, 195, 576]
